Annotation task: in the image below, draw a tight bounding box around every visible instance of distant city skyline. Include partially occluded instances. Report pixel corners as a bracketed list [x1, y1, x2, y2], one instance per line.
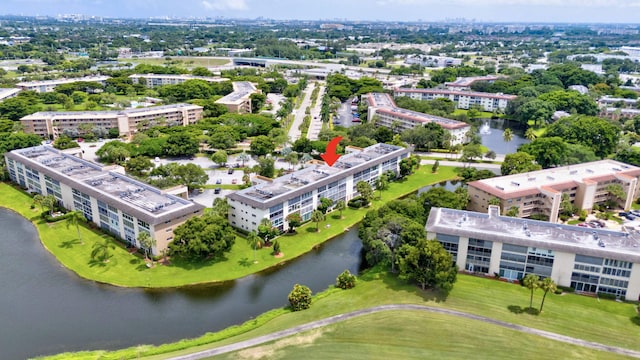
[1, 0, 640, 23]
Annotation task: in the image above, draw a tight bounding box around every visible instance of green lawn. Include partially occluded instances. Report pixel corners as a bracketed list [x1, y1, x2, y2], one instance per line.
[452, 109, 494, 119]
[45, 270, 640, 359]
[0, 165, 457, 288]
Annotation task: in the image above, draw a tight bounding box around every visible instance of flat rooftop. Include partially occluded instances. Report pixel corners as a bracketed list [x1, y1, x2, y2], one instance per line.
[129, 74, 230, 82]
[7, 146, 203, 224]
[21, 103, 200, 120]
[228, 143, 407, 208]
[216, 81, 257, 104]
[469, 160, 640, 198]
[0, 87, 21, 100]
[445, 75, 504, 87]
[395, 88, 517, 100]
[427, 207, 640, 263]
[16, 76, 109, 87]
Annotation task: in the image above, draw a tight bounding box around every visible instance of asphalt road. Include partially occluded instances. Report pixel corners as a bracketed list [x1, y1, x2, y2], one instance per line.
[167, 304, 640, 359]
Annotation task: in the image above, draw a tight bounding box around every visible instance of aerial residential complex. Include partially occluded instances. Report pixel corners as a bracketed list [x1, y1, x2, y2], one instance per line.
[467, 160, 640, 223]
[16, 76, 110, 93]
[215, 81, 260, 114]
[426, 206, 640, 301]
[129, 73, 230, 88]
[393, 88, 517, 112]
[0, 87, 21, 102]
[4, 146, 205, 255]
[226, 143, 410, 233]
[20, 103, 203, 138]
[363, 92, 470, 146]
[444, 75, 505, 91]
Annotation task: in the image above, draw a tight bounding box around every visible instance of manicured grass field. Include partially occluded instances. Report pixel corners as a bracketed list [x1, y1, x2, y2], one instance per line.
[47, 270, 640, 359]
[0, 165, 456, 288]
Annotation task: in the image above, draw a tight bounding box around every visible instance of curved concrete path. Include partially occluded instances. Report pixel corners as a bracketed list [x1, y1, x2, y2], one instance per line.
[169, 304, 640, 359]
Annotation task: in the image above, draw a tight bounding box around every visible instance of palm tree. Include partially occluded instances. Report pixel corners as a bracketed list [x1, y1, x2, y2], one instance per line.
[336, 200, 346, 219]
[237, 152, 251, 168]
[33, 194, 45, 213]
[311, 210, 325, 232]
[375, 174, 388, 200]
[246, 231, 262, 263]
[525, 128, 536, 141]
[137, 232, 155, 262]
[503, 128, 513, 153]
[91, 238, 115, 263]
[538, 277, 557, 313]
[300, 153, 313, 166]
[42, 194, 56, 216]
[65, 210, 86, 244]
[523, 273, 540, 310]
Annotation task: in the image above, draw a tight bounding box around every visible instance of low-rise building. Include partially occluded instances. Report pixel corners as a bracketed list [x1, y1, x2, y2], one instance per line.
[129, 74, 230, 88]
[16, 76, 110, 93]
[363, 93, 470, 146]
[215, 81, 260, 114]
[0, 87, 21, 102]
[405, 55, 462, 68]
[426, 206, 640, 301]
[21, 103, 203, 139]
[600, 107, 640, 121]
[468, 160, 640, 223]
[393, 88, 516, 112]
[4, 146, 205, 255]
[598, 96, 638, 109]
[226, 143, 410, 233]
[444, 75, 505, 91]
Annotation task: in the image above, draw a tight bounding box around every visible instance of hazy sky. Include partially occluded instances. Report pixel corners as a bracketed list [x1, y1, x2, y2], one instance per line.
[2, 0, 640, 23]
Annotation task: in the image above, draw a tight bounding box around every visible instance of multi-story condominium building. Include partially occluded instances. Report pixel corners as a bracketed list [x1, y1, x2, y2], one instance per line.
[4, 146, 205, 255]
[426, 206, 640, 301]
[598, 96, 638, 108]
[468, 160, 640, 223]
[215, 81, 260, 114]
[0, 87, 21, 102]
[129, 74, 230, 88]
[405, 55, 462, 68]
[393, 88, 516, 112]
[363, 93, 470, 146]
[226, 143, 410, 233]
[444, 75, 505, 91]
[20, 103, 203, 139]
[600, 107, 640, 121]
[16, 76, 110, 93]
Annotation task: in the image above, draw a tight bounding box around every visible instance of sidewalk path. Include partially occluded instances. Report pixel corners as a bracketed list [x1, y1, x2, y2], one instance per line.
[288, 83, 315, 142]
[168, 304, 640, 359]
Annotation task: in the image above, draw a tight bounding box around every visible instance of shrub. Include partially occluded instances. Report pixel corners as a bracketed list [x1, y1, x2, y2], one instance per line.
[272, 240, 281, 255]
[288, 284, 312, 311]
[578, 210, 588, 221]
[597, 292, 618, 300]
[558, 285, 574, 293]
[554, 288, 563, 295]
[347, 196, 366, 209]
[336, 269, 357, 289]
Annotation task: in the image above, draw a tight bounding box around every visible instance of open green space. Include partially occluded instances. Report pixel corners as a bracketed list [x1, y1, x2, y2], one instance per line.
[120, 57, 230, 68]
[0, 165, 457, 288]
[452, 108, 494, 119]
[44, 270, 640, 359]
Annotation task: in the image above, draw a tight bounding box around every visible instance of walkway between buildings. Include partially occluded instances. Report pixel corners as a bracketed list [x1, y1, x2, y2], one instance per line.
[168, 304, 640, 359]
[288, 82, 316, 142]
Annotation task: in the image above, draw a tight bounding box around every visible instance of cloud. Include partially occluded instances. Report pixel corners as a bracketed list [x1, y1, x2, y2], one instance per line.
[202, 0, 249, 11]
[375, 0, 640, 6]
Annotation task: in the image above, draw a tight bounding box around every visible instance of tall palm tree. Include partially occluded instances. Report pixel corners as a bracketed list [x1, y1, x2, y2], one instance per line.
[538, 277, 557, 313]
[523, 273, 539, 310]
[137, 232, 155, 262]
[503, 128, 513, 153]
[312, 210, 325, 232]
[336, 200, 346, 219]
[42, 195, 57, 216]
[33, 194, 45, 213]
[246, 231, 262, 263]
[65, 210, 86, 244]
[237, 152, 251, 168]
[524, 128, 536, 141]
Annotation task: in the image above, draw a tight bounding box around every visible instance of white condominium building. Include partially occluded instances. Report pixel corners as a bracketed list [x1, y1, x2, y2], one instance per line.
[16, 76, 110, 93]
[427, 206, 640, 301]
[20, 103, 203, 139]
[129, 74, 230, 88]
[215, 81, 260, 114]
[363, 93, 470, 146]
[393, 88, 516, 112]
[0, 87, 21, 102]
[444, 75, 505, 91]
[5, 146, 205, 255]
[226, 143, 410, 233]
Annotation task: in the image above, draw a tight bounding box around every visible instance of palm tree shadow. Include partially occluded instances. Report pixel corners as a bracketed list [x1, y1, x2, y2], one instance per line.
[238, 257, 253, 267]
[88, 259, 109, 268]
[508, 305, 539, 315]
[60, 239, 81, 248]
[630, 316, 640, 326]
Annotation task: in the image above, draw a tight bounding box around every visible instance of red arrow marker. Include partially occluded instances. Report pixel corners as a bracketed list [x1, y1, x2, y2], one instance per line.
[321, 136, 343, 167]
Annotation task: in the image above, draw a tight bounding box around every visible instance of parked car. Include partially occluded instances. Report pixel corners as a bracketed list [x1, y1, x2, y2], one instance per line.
[626, 214, 636, 221]
[214, 187, 221, 194]
[619, 212, 629, 217]
[228, 169, 234, 175]
[577, 223, 592, 228]
[630, 210, 640, 217]
[232, 179, 238, 184]
[216, 178, 222, 184]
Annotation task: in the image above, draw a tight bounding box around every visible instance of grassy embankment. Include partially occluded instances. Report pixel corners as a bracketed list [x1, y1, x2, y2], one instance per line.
[43, 269, 640, 359]
[0, 165, 456, 288]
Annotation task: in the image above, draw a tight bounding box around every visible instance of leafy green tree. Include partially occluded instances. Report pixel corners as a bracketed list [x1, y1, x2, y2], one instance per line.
[525, 128, 537, 141]
[285, 212, 302, 233]
[336, 200, 346, 219]
[138, 232, 155, 262]
[250, 93, 267, 113]
[512, 98, 556, 126]
[42, 194, 56, 216]
[538, 277, 557, 313]
[257, 218, 278, 244]
[272, 240, 281, 255]
[250, 135, 275, 156]
[96, 141, 130, 164]
[519, 137, 568, 168]
[420, 187, 469, 215]
[52, 135, 80, 150]
[538, 90, 598, 115]
[256, 156, 275, 178]
[523, 273, 540, 310]
[397, 238, 457, 292]
[312, 210, 325, 232]
[210, 150, 228, 167]
[544, 115, 620, 158]
[288, 284, 312, 311]
[211, 198, 231, 219]
[461, 143, 483, 162]
[165, 132, 199, 157]
[32, 194, 46, 214]
[356, 181, 374, 205]
[506, 206, 520, 217]
[169, 214, 235, 260]
[65, 210, 85, 244]
[607, 184, 626, 203]
[501, 152, 542, 175]
[431, 160, 440, 173]
[174, 163, 208, 191]
[336, 269, 357, 290]
[124, 156, 153, 176]
[246, 231, 262, 263]
[318, 197, 333, 214]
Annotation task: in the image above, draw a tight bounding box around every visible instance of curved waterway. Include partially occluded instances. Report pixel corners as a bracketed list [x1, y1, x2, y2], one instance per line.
[0, 208, 362, 359]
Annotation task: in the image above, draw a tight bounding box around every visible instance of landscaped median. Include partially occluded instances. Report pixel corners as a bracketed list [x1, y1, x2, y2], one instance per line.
[0, 165, 458, 288]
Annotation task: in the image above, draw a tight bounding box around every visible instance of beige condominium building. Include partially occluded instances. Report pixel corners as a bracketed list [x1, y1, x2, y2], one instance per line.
[215, 81, 260, 114]
[129, 74, 230, 88]
[5, 146, 205, 255]
[468, 160, 640, 223]
[20, 103, 203, 139]
[393, 88, 517, 112]
[363, 93, 470, 146]
[427, 206, 640, 301]
[16, 76, 110, 93]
